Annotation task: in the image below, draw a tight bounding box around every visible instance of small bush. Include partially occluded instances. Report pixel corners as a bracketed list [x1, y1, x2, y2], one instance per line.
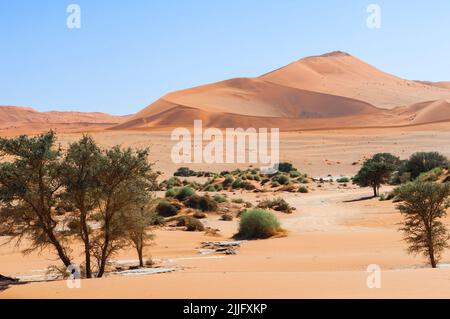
[336, 177, 350, 183]
[175, 186, 195, 201]
[165, 188, 178, 198]
[271, 181, 280, 188]
[186, 217, 205, 232]
[184, 195, 218, 212]
[236, 209, 282, 239]
[232, 178, 243, 189]
[289, 170, 301, 178]
[174, 167, 196, 177]
[156, 200, 181, 217]
[223, 175, 234, 187]
[258, 197, 293, 214]
[231, 198, 244, 204]
[221, 213, 234, 221]
[213, 194, 227, 203]
[273, 174, 290, 185]
[277, 162, 294, 173]
[417, 167, 443, 182]
[204, 184, 218, 192]
[298, 186, 309, 193]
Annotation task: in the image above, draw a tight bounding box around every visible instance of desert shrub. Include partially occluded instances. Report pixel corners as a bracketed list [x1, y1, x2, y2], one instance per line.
[232, 178, 243, 189]
[148, 213, 165, 226]
[337, 177, 350, 183]
[404, 152, 448, 179]
[277, 162, 294, 173]
[252, 174, 261, 182]
[273, 174, 290, 185]
[289, 170, 301, 178]
[156, 200, 181, 217]
[261, 178, 271, 185]
[298, 186, 309, 193]
[164, 177, 183, 188]
[175, 186, 195, 201]
[223, 175, 234, 187]
[184, 195, 218, 212]
[199, 195, 218, 211]
[399, 172, 412, 184]
[242, 181, 256, 190]
[186, 217, 205, 231]
[231, 198, 244, 204]
[213, 194, 227, 203]
[174, 167, 195, 177]
[221, 213, 234, 221]
[236, 209, 282, 239]
[165, 188, 178, 198]
[258, 197, 292, 214]
[204, 184, 218, 192]
[417, 167, 443, 182]
[271, 181, 280, 187]
[297, 177, 309, 184]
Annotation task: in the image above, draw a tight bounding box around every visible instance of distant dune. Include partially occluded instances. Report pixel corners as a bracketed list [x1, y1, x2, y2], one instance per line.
[116, 51, 450, 131]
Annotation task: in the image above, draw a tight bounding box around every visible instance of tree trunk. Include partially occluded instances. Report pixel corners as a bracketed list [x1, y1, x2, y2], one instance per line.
[80, 199, 92, 278]
[46, 228, 72, 267]
[138, 245, 144, 268]
[373, 185, 378, 197]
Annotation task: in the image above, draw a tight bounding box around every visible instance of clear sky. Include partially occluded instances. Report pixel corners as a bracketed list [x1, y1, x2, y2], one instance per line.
[1, 0, 449, 115]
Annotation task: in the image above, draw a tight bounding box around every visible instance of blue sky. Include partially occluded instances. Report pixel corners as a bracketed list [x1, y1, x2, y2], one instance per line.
[1, 0, 449, 115]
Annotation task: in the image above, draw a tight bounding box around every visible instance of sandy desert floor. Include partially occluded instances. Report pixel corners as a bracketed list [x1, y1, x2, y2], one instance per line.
[2, 123, 450, 298]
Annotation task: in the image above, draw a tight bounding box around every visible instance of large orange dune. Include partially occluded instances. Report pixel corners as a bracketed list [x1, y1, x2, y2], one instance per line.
[115, 51, 450, 131]
[0, 106, 131, 135]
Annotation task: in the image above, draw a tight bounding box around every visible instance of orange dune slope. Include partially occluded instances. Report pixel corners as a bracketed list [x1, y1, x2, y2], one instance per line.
[0, 106, 130, 126]
[116, 51, 450, 131]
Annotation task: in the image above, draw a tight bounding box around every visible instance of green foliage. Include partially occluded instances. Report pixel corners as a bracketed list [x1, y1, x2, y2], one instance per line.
[416, 167, 443, 182]
[273, 174, 290, 185]
[336, 177, 350, 183]
[231, 198, 244, 204]
[258, 197, 293, 214]
[395, 181, 450, 267]
[353, 154, 398, 196]
[276, 162, 294, 173]
[289, 170, 301, 178]
[165, 188, 178, 198]
[237, 209, 282, 239]
[175, 186, 195, 201]
[212, 194, 227, 203]
[184, 195, 218, 212]
[176, 216, 205, 231]
[156, 200, 181, 217]
[404, 152, 448, 179]
[298, 186, 309, 193]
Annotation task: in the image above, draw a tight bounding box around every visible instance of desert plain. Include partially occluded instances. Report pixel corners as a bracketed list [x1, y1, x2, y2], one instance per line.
[1, 123, 450, 299]
[2, 51, 450, 299]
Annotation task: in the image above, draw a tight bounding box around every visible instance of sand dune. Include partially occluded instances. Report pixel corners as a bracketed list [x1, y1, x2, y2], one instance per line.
[0, 106, 129, 125]
[263, 51, 450, 109]
[116, 51, 450, 131]
[392, 100, 450, 125]
[0, 106, 131, 135]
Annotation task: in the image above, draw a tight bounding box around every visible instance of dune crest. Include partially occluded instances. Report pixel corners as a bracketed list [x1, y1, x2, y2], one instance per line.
[116, 51, 450, 131]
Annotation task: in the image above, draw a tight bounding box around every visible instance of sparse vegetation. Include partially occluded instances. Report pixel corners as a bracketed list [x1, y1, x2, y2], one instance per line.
[395, 181, 450, 268]
[236, 209, 282, 239]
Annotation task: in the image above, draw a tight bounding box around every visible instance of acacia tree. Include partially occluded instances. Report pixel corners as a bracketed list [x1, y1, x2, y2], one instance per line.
[120, 199, 156, 267]
[353, 153, 400, 197]
[93, 146, 158, 278]
[0, 132, 72, 267]
[59, 135, 102, 278]
[395, 181, 450, 268]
